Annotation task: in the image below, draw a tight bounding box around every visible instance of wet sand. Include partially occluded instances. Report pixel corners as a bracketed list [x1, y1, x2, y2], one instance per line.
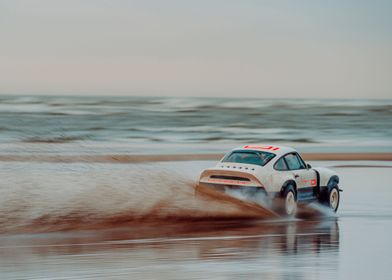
[0, 161, 391, 279]
[0, 152, 391, 163]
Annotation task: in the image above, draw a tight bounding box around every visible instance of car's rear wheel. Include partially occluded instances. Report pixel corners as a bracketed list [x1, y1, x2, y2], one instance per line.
[276, 185, 297, 217]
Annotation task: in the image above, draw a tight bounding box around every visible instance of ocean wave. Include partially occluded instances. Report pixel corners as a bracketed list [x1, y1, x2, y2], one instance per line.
[23, 136, 86, 143]
[319, 112, 363, 117]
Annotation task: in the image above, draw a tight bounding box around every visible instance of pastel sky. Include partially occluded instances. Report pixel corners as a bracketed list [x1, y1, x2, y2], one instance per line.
[0, 0, 391, 98]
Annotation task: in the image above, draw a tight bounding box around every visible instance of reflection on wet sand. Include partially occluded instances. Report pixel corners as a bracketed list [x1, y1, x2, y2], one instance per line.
[0, 219, 339, 279]
[198, 220, 339, 259]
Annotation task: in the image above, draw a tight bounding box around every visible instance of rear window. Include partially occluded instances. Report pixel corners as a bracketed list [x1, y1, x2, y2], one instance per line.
[222, 150, 275, 167]
[284, 153, 306, 170]
[274, 157, 288, 171]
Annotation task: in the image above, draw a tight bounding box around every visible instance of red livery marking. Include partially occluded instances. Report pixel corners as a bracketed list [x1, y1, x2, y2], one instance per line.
[243, 145, 280, 151]
[302, 179, 318, 187]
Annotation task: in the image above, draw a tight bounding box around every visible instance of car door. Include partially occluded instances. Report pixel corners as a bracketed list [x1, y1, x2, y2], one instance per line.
[284, 153, 318, 201]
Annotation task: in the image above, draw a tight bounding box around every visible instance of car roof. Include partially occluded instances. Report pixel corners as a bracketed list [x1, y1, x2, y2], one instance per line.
[231, 144, 296, 157]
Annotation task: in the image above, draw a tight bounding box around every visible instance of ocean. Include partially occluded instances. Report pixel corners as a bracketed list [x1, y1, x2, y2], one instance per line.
[0, 95, 390, 155]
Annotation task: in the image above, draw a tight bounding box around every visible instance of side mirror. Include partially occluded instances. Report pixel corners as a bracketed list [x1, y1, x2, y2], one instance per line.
[306, 163, 312, 169]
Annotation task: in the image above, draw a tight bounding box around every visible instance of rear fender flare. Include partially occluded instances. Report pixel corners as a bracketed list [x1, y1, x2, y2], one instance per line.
[280, 180, 297, 197]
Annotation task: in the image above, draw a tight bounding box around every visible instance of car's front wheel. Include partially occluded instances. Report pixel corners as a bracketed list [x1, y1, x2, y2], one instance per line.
[327, 187, 340, 212]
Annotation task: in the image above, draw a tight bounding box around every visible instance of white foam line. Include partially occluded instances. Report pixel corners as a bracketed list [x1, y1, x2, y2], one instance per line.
[108, 232, 331, 244]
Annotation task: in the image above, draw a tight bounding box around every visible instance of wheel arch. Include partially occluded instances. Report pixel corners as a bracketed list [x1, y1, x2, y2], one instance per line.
[280, 180, 297, 196]
[327, 175, 340, 192]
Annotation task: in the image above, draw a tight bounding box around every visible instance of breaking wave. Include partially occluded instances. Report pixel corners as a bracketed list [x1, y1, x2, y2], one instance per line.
[23, 136, 87, 143]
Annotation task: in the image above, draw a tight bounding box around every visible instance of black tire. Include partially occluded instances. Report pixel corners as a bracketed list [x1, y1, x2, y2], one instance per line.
[326, 186, 340, 212]
[276, 185, 297, 217]
[319, 176, 340, 212]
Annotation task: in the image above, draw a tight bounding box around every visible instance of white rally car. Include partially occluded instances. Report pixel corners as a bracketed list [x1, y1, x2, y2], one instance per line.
[198, 145, 341, 216]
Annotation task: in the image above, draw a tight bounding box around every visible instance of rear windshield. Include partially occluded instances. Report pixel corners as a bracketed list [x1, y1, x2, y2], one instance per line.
[222, 150, 276, 167]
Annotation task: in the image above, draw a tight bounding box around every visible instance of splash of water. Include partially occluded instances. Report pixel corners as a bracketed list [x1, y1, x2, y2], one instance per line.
[0, 162, 276, 233]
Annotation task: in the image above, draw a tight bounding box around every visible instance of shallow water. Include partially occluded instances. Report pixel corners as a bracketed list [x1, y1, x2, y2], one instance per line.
[0, 161, 391, 279]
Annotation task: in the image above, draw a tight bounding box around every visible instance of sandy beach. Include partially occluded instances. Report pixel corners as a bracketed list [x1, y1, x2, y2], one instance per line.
[0, 152, 391, 163]
[0, 158, 391, 279]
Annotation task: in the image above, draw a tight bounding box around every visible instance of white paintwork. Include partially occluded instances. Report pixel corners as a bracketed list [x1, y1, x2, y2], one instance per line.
[198, 144, 339, 198]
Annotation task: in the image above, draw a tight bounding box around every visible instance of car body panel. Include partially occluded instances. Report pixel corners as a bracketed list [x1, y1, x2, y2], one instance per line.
[198, 144, 339, 203]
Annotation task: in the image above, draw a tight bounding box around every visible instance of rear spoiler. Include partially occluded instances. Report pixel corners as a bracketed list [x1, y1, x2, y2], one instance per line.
[199, 168, 263, 187]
